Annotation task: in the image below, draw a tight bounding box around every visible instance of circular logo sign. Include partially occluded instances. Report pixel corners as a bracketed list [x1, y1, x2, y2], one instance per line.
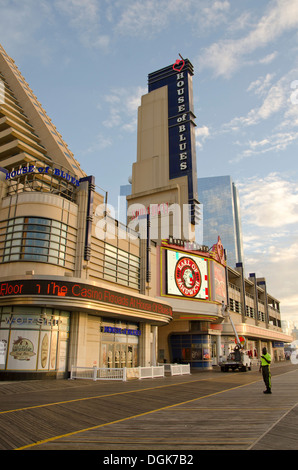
[175, 257, 202, 297]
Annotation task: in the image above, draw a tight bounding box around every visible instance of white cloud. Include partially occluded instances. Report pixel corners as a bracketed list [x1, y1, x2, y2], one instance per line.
[231, 131, 298, 162]
[102, 86, 146, 132]
[83, 133, 112, 154]
[238, 174, 298, 319]
[238, 173, 298, 228]
[199, 0, 298, 77]
[227, 76, 287, 130]
[54, 0, 110, 49]
[114, 0, 188, 37]
[223, 67, 298, 161]
[195, 125, 210, 148]
[114, 0, 231, 37]
[0, 0, 54, 63]
[259, 51, 278, 65]
[247, 73, 276, 96]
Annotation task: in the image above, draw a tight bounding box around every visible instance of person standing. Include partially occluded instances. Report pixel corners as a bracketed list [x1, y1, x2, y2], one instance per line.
[259, 347, 272, 394]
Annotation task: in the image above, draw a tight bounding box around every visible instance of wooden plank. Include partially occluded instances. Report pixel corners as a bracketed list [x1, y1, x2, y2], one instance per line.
[0, 362, 297, 450]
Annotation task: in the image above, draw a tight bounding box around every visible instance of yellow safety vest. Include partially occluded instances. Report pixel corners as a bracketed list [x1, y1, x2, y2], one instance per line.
[260, 353, 271, 366]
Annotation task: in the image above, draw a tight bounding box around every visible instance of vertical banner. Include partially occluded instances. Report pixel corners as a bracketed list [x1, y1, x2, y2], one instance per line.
[148, 59, 199, 225]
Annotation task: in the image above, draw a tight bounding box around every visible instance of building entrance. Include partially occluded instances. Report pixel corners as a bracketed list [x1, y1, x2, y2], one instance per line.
[100, 319, 140, 368]
[100, 342, 138, 368]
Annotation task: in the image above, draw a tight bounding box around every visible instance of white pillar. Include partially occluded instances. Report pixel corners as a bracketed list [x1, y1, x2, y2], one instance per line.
[151, 326, 158, 366]
[139, 323, 151, 367]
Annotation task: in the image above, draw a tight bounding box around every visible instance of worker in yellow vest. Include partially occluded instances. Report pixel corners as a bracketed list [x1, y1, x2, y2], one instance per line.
[259, 347, 272, 394]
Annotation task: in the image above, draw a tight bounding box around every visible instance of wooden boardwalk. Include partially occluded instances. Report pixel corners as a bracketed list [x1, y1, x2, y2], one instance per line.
[0, 362, 298, 451]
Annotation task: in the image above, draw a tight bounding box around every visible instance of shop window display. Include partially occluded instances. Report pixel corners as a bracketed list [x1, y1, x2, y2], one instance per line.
[0, 306, 70, 373]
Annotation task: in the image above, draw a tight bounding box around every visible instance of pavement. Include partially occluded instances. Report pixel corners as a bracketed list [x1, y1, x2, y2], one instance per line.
[1, 361, 298, 455]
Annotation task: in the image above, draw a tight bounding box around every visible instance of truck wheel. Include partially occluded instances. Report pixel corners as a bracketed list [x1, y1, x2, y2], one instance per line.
[241, 365, 247, 372]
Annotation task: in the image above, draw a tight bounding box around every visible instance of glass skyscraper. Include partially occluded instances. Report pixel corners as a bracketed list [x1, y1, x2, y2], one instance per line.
[197, 176, 244, 268]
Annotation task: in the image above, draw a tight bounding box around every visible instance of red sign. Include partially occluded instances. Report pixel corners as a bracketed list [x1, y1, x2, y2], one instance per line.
[173, 59, 185, 72]
[0, 280, 172, 317]
[235, 336, 245, 345]
[175, 257, 202, 297]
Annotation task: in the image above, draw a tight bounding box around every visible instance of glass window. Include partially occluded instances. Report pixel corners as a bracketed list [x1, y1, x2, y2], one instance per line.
[52, 220, 61, 228]
[103, 243, 140, 289]
[2, 217, 68, 266]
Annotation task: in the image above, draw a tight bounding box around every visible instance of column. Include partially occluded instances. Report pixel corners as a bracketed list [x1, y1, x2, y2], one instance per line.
[139, 323, 152, 366]
[216, 334, 222, 364]
[68, 312, 88, 369]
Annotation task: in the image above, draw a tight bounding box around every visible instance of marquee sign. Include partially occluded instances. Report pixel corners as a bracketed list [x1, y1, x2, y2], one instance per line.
[0, 279, 172, 317]
[175, 256, 202, 298]
[166, 250, 209, 300]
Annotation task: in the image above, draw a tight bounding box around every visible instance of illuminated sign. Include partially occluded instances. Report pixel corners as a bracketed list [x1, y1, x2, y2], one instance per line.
[175, 257, 202, 297]
[0, 280, 172, 317]
[102, 326, 141, 336]
[211, 261, 227, 303]
[166, 250, 209, 300]
[167, 236, 209, 252]
[5, 164, 80, 187]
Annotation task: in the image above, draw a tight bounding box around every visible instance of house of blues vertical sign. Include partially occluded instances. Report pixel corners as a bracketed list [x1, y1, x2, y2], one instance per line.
[148, 58, 199, 225]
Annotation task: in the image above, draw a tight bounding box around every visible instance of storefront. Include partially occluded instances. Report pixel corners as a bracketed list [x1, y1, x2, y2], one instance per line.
[100, 319, 140, 368]
[157, 239, 226, 370]
[0, 276, 173, 380]
[0, 306, 69, 377]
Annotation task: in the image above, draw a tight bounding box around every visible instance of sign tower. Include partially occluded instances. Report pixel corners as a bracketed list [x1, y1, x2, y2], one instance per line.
[127, 57, 200, 242]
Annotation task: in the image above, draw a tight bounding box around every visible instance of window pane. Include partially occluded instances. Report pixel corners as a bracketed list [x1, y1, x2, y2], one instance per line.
[25, 224, 51, 232]
[27, 217, 51, 225]
[22, 254, 47, 261]
[24, 238, 49, 247]
[52, 220, 61, 228]
[26, 232, 50, 240]
[49, 249, 58, 257]
[3, 217, 67, 266]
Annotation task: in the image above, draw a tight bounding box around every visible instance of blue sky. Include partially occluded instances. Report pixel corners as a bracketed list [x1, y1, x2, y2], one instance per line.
[1, 0, 298, 323]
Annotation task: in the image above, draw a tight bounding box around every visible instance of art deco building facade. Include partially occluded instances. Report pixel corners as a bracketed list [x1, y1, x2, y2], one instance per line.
[127, 58, 292, 368]
[0, 46, 292, 379]
[0, 44, 172, 379]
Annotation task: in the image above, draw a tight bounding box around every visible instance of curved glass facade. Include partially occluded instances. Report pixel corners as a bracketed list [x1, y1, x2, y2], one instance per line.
[3, 217, 67, 265]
